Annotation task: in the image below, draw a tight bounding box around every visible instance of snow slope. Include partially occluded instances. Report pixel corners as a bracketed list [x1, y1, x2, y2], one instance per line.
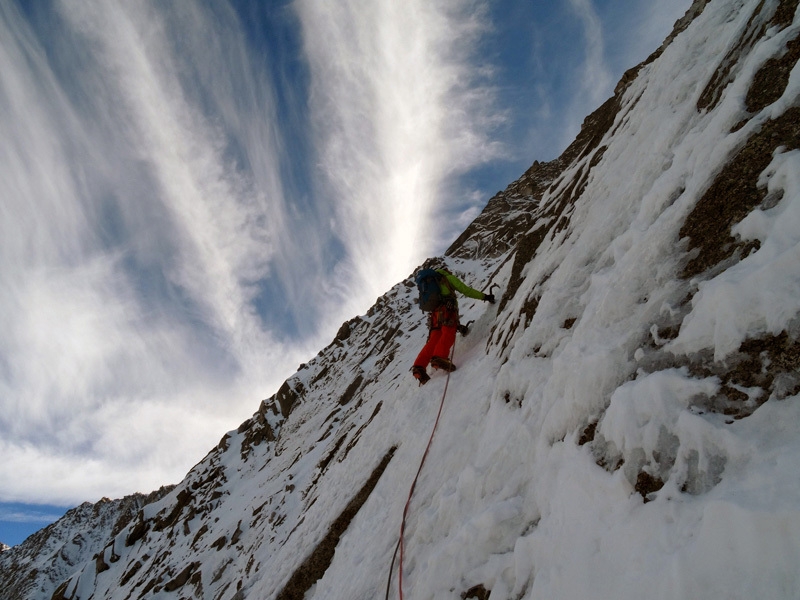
[4, 0, 800, 598]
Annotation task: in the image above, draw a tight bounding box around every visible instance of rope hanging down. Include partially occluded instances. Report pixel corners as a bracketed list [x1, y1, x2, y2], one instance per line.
[385, 339, 456, 600]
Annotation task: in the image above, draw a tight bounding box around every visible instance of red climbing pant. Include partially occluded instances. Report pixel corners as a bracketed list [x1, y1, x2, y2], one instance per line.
[414, 325, 456, 368]
[414, 305, 458, 368]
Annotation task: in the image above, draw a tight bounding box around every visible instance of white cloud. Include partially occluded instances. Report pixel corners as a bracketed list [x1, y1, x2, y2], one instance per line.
[0, 0, 310, 504]
[293, 0, 501, 304]
[0, 387, 252, 504]
[61, 1, 282, 352]
[0, 0, 692, 507]
[568, 0, 613, 103]
[550, 0, 615, 155]
[0, 508, 63, 525]
[0, 0, 501, 506]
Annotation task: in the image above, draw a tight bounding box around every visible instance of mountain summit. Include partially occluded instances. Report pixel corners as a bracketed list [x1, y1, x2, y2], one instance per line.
[3, 0, 800, 597]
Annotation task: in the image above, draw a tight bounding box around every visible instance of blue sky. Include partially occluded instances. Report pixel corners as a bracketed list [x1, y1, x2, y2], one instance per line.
[0, 0, 690, 547]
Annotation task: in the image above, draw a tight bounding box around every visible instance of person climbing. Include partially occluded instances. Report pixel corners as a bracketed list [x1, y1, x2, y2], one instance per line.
[411, 266, 495, 385]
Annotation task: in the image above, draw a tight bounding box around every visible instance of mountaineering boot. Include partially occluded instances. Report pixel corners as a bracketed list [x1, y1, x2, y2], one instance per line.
[411, 365, 431, 386]
[430, 356, 456, 372]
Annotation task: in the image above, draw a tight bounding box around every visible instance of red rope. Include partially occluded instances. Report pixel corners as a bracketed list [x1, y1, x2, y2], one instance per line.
[395, 340, 455, 599]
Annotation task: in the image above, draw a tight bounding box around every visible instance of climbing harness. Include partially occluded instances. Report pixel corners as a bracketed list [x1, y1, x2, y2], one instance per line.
[385, 339, 456, 600]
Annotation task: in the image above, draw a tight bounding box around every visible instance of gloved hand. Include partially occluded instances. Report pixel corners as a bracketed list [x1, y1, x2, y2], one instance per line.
[484, 293, 495, 304]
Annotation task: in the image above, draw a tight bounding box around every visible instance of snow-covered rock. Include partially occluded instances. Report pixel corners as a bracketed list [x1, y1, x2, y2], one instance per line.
[0, 489, 172, 600]
[3, 0, 800, 598]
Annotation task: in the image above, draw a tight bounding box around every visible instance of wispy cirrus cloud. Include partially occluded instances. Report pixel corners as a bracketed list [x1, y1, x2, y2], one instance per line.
[0, 0, 502, 506]
[0, 0, 311, 504]
[0, 507, 63, 525]
[294, 0, 501, 302]
[572, 0, 615, 96]
[0, 0, 693, 510]
[560, 0, 614, 150]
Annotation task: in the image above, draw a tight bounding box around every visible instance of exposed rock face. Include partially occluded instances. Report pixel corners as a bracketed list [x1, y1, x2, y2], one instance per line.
[4, 0, 800, 598]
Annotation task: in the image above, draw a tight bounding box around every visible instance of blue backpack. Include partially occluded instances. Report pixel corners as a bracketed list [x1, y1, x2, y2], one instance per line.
[416, 269, 447, 312]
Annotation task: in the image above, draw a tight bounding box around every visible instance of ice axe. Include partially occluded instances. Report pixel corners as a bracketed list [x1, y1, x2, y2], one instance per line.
[484, 282, 500, 305]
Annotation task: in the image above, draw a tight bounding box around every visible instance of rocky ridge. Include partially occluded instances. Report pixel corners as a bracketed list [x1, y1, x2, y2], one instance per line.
[0, 488, 173, 600]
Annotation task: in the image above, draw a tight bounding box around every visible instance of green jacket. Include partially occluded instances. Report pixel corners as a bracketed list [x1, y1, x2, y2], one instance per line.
[436, 269, 486, 305]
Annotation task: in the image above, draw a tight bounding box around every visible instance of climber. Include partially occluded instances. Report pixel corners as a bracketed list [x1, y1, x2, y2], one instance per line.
[411, 266, 495, 385]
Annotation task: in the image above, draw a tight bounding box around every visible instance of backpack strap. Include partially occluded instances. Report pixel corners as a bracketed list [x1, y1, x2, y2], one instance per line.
[436, 270, 455, 295]
[436, 270, 457, 308]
